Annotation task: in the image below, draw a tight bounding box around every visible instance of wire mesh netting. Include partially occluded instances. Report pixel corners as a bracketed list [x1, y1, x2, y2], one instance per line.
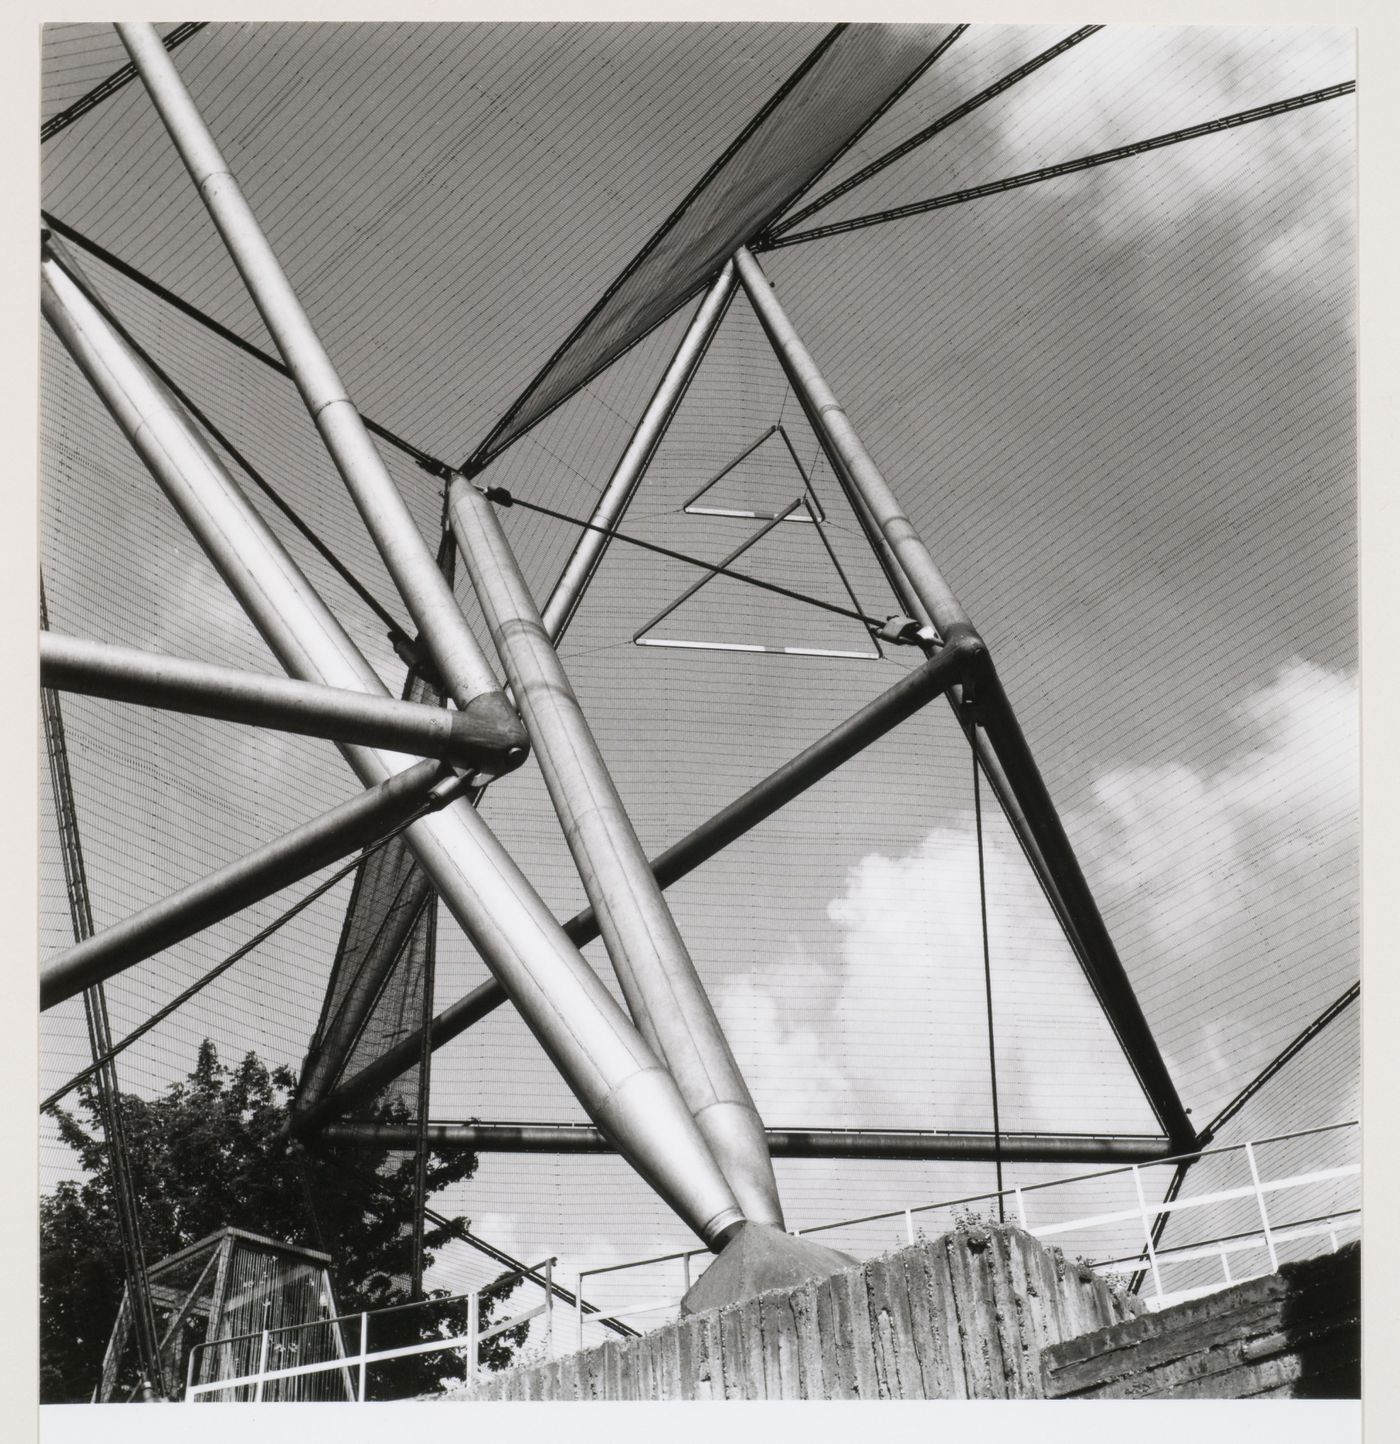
[38, 19, 1356, 1382]
[298, 657, 451, 1116]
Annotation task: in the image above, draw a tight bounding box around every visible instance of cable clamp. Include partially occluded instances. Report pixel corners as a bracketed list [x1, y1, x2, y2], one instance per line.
[875, 614, 923, 645]
[426, 768, 475, 811]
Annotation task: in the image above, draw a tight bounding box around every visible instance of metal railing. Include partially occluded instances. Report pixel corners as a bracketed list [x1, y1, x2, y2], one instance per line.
[185, 1257, 556, 1401]
[569, 1121, 1359, 1344]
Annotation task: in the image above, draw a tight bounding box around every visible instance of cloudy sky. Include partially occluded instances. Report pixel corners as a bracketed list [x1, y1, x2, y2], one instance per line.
[36, 20, 1356, 1309]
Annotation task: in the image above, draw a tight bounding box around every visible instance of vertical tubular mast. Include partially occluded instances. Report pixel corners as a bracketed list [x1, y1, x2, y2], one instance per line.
[41, 248, 745, 1249]
[539, 263, 737, 645]
[450, 475, 784, 1228]
[114, 22, 508, 727]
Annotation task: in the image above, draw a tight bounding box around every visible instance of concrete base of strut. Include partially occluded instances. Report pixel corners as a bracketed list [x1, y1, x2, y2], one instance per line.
[443, 1221, 1143, 1401]
[679, 1222, 855, 1317]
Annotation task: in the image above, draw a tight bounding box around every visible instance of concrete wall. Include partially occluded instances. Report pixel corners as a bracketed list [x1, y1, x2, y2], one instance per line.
[451, 1222, 1137, 1401]
[1041, 1241, 1360, 1400]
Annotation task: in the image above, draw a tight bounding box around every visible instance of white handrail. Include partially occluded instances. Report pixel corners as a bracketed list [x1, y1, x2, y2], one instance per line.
[186, 1254, 561, 1401]
[564, 1121, 1359, 1345]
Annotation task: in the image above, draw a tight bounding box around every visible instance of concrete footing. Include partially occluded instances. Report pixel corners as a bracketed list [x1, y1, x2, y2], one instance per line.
[680, 1222, 854, 1316]
[444, 1225, 1359, 1401]
[443, 1221, 1141, 1400]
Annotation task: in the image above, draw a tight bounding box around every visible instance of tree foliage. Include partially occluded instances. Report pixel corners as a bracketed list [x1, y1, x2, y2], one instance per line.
[40, 1041, 521, 1403]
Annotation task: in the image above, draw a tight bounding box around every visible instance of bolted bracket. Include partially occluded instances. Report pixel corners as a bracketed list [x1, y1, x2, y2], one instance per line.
[390, 630, 446, 693]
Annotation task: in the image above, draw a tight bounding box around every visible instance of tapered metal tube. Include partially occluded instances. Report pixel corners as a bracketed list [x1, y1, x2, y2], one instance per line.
[42, 247, 744, 1248]
[41, 633, 527, 776]
[322, 1121, 1177, 1166]
[540, 264, 736, 644]
[298, 636, 973, 1131]
[947, 684, 1089, 962]
[40, 758, 449, 1011]
[735, 245, 970, 638]
[450, 475, 783, 1228]
[115, 21, 502, 715]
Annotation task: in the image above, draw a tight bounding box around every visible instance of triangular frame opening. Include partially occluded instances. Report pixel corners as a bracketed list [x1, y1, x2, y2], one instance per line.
[683, 422, 827, 524]
[633, 494, 884, 661]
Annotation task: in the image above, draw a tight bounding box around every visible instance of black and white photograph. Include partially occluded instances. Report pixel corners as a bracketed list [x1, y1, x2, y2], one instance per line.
[26, 10, 1372, 1430]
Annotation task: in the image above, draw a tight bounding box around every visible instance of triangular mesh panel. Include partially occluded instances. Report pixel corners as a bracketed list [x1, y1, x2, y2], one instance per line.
[298, 666, 444, 1114]
[474, 23, 962, 461]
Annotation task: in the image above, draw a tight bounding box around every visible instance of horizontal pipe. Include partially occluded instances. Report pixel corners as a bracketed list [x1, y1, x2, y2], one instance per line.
[40, 632, 527, 777]
[292, 634, 977, 1134]
[40, 758, 451, 1010]
[321, 1121, 1177, 1165]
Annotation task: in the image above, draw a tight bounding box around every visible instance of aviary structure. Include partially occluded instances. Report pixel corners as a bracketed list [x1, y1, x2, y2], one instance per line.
[38, 20, 1358, 1387]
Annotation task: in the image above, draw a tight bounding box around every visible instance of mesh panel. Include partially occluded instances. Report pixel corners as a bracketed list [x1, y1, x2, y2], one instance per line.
[299, 842, 433, 1109]
[297, 664, 447, 1113]
[40, 22, 186, 124]
[474, 23, 961, 460]
[41, 22, 827, 459]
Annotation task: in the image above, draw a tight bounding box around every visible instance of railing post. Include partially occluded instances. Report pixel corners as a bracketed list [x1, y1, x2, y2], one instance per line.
[357, 1311, 367, 1403]
[467, 1290, 480, 1383]
[682, 1252, 692, 1292]
[1218, 1242, 1233, 1284]
[904, 1207, 916, 1245]
[252, 1328, 270, 1403]
[576, 1273, 585, 1353]
[185, 1343, 199, 1402]
[1131, 1165, 1165, 1304]
[545, 1258, 555, 1360]
[1244, 1142, 1279, 1272]
[1329, 1227, 1340, 1252]
[1014, 1187, 1029, 1230]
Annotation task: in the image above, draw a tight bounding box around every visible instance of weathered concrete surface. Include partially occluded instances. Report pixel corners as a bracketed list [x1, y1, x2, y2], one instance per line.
[680, 1221, 854, 1316]
[445, 1221, 1137, 1400]
[1041, 1240, 1360, 1400]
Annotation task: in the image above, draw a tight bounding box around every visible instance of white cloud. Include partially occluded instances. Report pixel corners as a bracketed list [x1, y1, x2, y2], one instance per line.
[988, 27, 1354, 275]
[718, 658, 1357, 1140]
[717, 823, 1118, 1134]
[1071, 660, 1356, 963]
[1067, 659, 1358, 1113]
